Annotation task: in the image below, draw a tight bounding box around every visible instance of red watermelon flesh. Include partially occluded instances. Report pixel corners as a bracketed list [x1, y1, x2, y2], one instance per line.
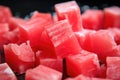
[0, 23, 10, 49]
[0, 63, 17, 80]
[55, 1, 83, 31]
[9, 17, 27, 31]
[65, 75, 91, 80]
[40, 58, 63, 72]
[38, 23, 54, 50]
[82, 9, 104, 30]
[107, 28, 120, 45]
[0, 36, 9, 50]
[19, 17, 52, 47]
[35, 49, 57, 66]
[103, 6, 120, 28]
[46, 20, 81, 58]
[0, 5, 12, 23]
[106, 57, 120, 80]
[65, 74, 111, 80]
[66, 50, 100, 77]
[75, 29, 96, 48]
[3, 28, 19, 43]
[4, 41, 35, 74]
[25, 65, 62, 80]
[0, 23, 9, 34]
[83, 30, 120, 63]
[31, 11, 53, 22]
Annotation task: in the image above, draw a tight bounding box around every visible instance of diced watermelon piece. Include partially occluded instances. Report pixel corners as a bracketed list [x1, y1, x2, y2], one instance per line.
[0, 23, 10, 49]
[40, 58, 63, 72]
[83, 30, 120, 63]
[0, 23, 9, 34]
[55, 1, 83, 31]
[66, 50, 100, 77]
[31, 11, 53, 22]
[75, 29, 96, 48]
[65, 75, 91, 80]
[0, 28, 19, 50]
[0, 5, 12, 23]
[25, 65, 62, 80]
[4, 41, 35, 74]
[103, 6, 120, 28]
[38, 23, 54, 50]
[3, 28, 19, 43]
[35, 47, 56, 59]
[9, 17, 27, 31]
[0, 36, 8, 50]
[107, 28, 120, 45]
[19, 17, 52, 47]
[82, 9, 104, 30]
[91, 78, 112, 80]
[46, 20, 81, 58]
[0, 63, 17, 80]
[65, 74, 111, 80]
[106, 57, 120, 80]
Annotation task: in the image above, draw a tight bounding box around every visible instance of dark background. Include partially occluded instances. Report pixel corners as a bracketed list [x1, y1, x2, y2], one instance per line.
[0, 0, 120, 18]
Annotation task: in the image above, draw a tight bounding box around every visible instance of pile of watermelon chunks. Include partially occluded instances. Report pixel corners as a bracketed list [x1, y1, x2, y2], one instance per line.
[0, 1, 120, 80]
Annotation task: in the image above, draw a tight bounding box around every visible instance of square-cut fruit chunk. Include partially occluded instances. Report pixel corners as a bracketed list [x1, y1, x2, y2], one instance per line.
[4, 41, 35, 74]
[40, 58, 63, 72]
[0, 63, 17, 80]
[46, 20, 81, 58]
[65, 74, 111, 80]
[66, 50, 100, 77]
[82, 9, 104, 30]
[0, 5, 12, 23]
[104, 6, 120, 28]
[106, 57, 120, 80]
[55, 1, 83, 31]
[25, 65, 62, 80]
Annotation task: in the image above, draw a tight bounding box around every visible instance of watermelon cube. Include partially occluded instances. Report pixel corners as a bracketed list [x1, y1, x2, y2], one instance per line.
[107, 28, 120, 45]
[83, 30, 120, 63]
[82, 9, 104, 30]
[75, 29, 96, 48]
[0, 63, 17, 80]
[55, 1, 83, 31]
[103, 6, 120, 28]
[0, 5, 12, 23]
[66, 50, 100, 77]
[4, 41, 35, 74]
[65, 75, 91, 80]
[65, 74, 111, 80]
[106, 57, 120, 80]
[40, 58, 63, 72]
[46, 20, 81, 58]
[38, 23, 54, 51]
[25, 65, 62, 80]
[0, 23, 9, 34]
[19, 13, 52, 47]
[3, 28, 19, 43]
[9, 17, 27, 31]
[0, 23, 10, 49]
[31, 11, 53, 22]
